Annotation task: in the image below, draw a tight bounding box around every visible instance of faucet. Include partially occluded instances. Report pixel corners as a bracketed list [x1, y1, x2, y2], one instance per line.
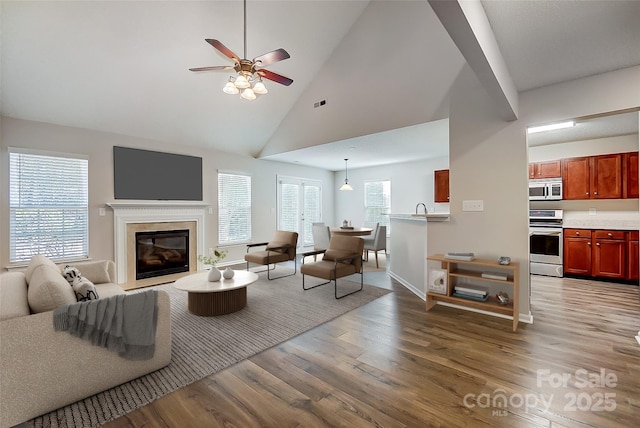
[415, 203, 428, 215]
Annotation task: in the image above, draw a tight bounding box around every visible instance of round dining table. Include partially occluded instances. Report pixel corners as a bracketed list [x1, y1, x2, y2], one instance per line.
[330, 227, 373, 236]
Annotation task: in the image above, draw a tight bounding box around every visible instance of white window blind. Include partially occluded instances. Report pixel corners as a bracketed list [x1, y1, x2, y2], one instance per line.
[279, 182, 299, 232]
[302, 183, 321, 245]
[218, 172, 252, 245]
[9, 150, 89, 263]
[364, 180, 391, 233]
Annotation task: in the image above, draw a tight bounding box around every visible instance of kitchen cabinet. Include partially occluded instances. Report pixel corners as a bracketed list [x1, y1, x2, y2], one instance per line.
[434, 169, 449, 203]
[529, 160, 561, 179]
[564, 229, 592, 276]
[593, 230, 626, 279]
[564, 228, 633, 280]
[627, 231, 639, 282]
[623, 151, 639, 199]
[562, 154, 623, 200]
[591, 154, 623, 199]
[562, 157, 591, 200]
[426, 255, 519, 332]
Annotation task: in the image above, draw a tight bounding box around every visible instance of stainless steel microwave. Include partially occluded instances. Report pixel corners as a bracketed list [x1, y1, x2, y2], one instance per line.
[529, 179, 562, 200]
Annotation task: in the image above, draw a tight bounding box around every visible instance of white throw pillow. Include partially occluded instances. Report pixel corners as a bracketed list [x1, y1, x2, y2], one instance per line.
[24, 254, 58, 283]
[27, 264, 76, 313]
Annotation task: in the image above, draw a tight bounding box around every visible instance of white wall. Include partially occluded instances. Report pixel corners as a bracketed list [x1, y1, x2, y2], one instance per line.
[428, 65, 640, 323]
[0, 117, 336, 267]
[529, 134, 637, 162]
[333, 156, 450, 229]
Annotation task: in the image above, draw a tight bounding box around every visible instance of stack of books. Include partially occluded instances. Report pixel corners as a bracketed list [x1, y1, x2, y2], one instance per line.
[481, 271, 508, 281]
[453, 285, 489, 301]
[444, 252, 475, 261]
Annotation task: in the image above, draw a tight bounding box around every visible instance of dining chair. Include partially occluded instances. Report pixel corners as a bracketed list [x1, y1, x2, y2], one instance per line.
[311, 222, 331, 261]
[363, 225, 387, 269]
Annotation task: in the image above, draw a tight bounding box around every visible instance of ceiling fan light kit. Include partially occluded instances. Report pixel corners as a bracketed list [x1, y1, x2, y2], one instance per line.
[189, 0, 293, 101]
[223, 78, 240, 94]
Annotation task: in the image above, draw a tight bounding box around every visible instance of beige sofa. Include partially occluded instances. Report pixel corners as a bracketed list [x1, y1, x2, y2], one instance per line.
[0, 256, 172, 428]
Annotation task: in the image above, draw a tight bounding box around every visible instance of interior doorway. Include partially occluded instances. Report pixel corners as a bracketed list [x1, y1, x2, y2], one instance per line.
[276, 176, 322, 247]
[527, 109, 639, 287]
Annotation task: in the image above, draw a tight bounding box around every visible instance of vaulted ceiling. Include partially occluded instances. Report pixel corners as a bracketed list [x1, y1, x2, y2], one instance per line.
[2, 1, 639, 171]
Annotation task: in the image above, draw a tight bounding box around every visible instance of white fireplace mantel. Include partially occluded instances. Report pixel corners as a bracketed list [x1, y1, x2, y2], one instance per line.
[108, 201, 209, 284]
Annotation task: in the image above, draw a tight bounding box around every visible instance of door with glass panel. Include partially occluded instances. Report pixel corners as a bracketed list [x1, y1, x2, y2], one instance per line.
[277, 176, 322, 247]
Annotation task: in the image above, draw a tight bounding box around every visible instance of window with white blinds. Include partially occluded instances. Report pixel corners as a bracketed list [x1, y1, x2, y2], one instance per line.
[9, 149, 89, 263]
[364, 180, 391, 233]
[218, 172, 252, 245]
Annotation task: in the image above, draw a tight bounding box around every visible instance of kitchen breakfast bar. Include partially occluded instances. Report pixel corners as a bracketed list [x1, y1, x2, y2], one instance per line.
[387, 213, 449, 297]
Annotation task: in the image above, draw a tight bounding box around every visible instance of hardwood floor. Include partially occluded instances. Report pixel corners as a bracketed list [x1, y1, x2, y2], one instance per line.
[105, 273, 640, 428]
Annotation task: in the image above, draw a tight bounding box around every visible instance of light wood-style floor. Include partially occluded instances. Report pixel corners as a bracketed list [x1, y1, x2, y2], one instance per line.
[105, 272, 640, 427]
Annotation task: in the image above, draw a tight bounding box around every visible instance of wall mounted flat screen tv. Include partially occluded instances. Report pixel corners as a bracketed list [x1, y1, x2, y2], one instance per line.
[113, 146, 203, 201]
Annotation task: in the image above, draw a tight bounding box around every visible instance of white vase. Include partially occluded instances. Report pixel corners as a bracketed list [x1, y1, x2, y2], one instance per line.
[207, 267, 221, 282]
[223, 267, 235, 279]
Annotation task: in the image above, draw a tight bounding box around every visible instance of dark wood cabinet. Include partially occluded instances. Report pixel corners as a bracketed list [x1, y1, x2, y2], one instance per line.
[562, 154, 624, 200]
[564, 228, 636, 281]
[623, 151, 639, 199]
[627, 231, 639, 282]
[562, 157, 591, 200]
[564, 229, 592, 276]
[529, 160, 561, 179]
[593, 230, 626, 279]
[591, 154, 622, 199]
[434, 169, 449, 203]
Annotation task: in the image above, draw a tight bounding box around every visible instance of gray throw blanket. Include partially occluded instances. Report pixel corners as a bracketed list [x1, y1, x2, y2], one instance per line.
[53, 290, 158, 360]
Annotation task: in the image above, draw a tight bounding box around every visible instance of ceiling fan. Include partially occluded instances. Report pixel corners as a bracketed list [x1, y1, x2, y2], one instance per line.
[189, 0, 293, 100]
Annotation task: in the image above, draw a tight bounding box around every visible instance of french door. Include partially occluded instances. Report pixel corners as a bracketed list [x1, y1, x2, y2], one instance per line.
[277, 176, 322, 247]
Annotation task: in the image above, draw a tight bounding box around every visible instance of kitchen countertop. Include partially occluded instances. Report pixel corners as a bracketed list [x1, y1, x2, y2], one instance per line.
[388, 213, 450, 222]
[563, 211, 639, 230]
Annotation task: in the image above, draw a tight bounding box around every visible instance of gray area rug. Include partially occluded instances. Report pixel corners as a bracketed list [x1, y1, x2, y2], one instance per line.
[28, 272, 390, 427]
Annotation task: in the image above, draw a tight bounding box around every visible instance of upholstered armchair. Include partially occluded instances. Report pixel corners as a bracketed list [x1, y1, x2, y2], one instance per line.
[245, 231, 298, 280]
[301, 235, 364, 299]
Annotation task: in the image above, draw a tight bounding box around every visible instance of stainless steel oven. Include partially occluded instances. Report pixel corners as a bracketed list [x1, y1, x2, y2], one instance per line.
[529, 209, 563, 277]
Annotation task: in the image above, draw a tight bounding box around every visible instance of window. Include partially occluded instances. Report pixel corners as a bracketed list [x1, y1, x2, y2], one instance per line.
[9, 149, 89, 263]
[218, 172, 252, 245]
[364, 180, 391, 233]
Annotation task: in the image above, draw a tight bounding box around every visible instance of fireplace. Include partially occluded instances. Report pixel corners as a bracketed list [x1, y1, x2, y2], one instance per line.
[136, 229, 189, 280]
[108, 202, 207, 286]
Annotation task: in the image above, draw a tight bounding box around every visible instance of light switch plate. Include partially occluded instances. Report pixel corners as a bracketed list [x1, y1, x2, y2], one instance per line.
[462, 200, 484, 212]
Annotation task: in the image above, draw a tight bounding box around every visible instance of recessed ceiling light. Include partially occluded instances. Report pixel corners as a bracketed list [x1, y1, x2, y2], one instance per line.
[527, 121, 575, 134]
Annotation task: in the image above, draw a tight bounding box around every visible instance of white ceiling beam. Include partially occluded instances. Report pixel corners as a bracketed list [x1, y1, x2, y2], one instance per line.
[429, 0, 518, 121]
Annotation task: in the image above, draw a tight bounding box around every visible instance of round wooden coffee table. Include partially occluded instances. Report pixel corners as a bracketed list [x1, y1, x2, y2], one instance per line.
[173, 270, 258, 316]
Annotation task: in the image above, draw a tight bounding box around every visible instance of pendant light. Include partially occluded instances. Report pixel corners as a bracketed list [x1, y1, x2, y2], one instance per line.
[339, 158, 353, 191]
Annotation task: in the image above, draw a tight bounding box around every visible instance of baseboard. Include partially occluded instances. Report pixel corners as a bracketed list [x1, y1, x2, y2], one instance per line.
[388, 271, 425, 301]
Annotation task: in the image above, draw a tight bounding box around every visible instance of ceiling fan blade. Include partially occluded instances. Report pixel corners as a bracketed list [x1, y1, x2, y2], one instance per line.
[206, 39, 240, 62]
[189, 65, 235, 72]
[258, 69, 293, 86]
[253, 48, 290, 67]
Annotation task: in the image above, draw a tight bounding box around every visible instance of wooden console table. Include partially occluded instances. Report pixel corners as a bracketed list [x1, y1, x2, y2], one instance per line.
[426, 254, 520, 332]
